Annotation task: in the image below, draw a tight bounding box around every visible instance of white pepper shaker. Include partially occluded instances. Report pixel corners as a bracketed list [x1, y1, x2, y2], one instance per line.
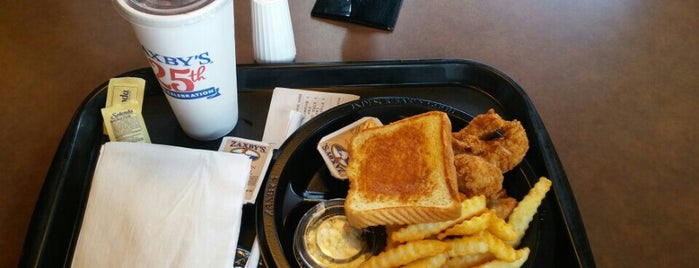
[252, 0, 296, 63]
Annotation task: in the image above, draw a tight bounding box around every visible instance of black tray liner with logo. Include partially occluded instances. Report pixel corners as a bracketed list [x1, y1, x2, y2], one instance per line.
[19, 59, 595, 267]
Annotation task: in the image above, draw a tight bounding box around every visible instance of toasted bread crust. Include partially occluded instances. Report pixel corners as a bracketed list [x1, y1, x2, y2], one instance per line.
[345, 111, 460, 228]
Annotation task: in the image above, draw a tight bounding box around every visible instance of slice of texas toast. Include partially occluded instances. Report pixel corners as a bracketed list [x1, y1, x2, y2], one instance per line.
[345, 111, 461, 228]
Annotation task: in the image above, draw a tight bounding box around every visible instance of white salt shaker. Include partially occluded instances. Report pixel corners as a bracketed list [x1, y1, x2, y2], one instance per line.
[252, 0, 296, 63]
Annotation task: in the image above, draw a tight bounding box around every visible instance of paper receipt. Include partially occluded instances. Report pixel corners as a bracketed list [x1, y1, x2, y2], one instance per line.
[262, 87, 359, 149]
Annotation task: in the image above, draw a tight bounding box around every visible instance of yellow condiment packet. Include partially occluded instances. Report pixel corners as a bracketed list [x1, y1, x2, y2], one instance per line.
[101, 105, 151, 143]
[103, 77, 146, 134]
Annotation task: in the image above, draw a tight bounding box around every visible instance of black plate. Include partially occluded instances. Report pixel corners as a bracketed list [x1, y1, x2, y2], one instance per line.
[257, 96, 556, 267]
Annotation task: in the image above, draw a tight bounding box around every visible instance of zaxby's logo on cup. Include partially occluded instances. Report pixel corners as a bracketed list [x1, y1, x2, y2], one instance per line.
[144, 47, 221, 100]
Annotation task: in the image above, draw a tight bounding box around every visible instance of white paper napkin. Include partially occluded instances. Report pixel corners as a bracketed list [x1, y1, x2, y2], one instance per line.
[71, 142, 252, 268]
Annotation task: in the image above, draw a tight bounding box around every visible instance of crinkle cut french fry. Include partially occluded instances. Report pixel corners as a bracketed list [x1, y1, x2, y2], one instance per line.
[401, 253, 448, 268]
[507, 177, 552, 246]
[358, 240, 450, 268]
[445, 231, 519, 262]
[438, 208, 517, 242]
[437, 210, 491, 239]
[475, 247, 530, 268]
[445, 234, 489, 257]
[383, 225, 404, 251]
[483, 231, 520, 262]
[391, 195, 487, 242]
[487, 210, 517, 242]
[443, 252, 494, 268]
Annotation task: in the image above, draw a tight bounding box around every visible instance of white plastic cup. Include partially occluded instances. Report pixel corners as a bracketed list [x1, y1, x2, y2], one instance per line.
[113, 0, 238, 140]
[252, 0, 296, 63]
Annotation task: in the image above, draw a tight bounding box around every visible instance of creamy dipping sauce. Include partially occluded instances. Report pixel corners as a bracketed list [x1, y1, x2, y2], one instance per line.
[294, 199, 379, 268]
[311, 215, 363, 260]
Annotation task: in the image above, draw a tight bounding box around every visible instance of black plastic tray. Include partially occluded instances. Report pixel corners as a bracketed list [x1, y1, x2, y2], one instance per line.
[20, 59, 594, 267]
